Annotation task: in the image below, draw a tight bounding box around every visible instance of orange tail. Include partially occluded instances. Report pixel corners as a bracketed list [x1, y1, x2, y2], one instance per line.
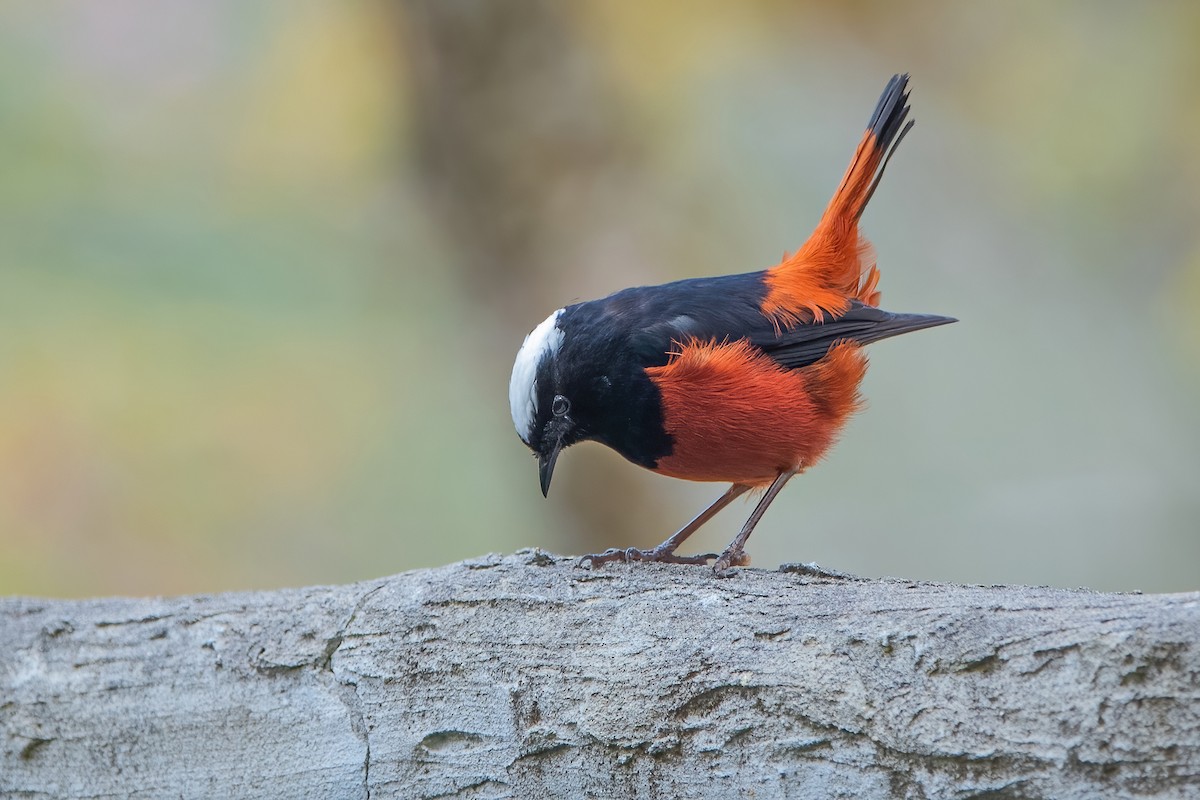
[762, 74, 914, 328]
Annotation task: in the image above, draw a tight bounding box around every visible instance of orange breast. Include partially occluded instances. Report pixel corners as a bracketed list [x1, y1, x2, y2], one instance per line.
[645, 339, 867, 486]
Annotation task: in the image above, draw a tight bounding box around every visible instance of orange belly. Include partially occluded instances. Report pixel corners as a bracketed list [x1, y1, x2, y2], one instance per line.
[645, 339, 867, 486]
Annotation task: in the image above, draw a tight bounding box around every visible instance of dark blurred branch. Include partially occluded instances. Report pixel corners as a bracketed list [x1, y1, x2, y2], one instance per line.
[4, 552, 1198, 798]
[397, 0, 680, 554]
[400, 0, 634, 310]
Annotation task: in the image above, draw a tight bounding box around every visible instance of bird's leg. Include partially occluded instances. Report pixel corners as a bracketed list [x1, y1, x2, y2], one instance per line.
[578, 483, 751, 568]
[713, 469, 797, 576]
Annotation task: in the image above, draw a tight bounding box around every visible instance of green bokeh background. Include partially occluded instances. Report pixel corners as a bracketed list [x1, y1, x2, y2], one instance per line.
[2, 1, 1198, 598]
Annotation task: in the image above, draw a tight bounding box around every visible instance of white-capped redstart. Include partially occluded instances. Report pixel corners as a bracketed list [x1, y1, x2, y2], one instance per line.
[509, 74, 953, 575]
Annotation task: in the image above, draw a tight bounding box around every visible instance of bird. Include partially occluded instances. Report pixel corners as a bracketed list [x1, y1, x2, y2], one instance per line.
[509, 74, 953, 575]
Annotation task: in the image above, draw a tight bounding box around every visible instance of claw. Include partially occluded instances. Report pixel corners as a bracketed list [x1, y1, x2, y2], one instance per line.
[712, 548, 751, 577]
[576, 548, 627, 569]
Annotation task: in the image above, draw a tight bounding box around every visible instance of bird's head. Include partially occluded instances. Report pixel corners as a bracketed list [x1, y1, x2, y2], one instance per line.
[509, 308, 587, 497]
[510, 303, 674, 496]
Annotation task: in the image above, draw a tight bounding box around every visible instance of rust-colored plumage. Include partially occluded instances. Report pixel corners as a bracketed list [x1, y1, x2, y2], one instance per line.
[760, 107, 897, 328]
[648, 339, 866, 486]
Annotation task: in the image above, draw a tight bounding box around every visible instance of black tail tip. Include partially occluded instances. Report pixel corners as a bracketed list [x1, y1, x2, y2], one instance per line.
[853, 74, 916, 221]
[868, 74, 912, 146]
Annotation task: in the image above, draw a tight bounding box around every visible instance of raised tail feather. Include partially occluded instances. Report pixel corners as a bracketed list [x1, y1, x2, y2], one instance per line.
[832, 73, 914, 222]
[761, 75, 915, 327]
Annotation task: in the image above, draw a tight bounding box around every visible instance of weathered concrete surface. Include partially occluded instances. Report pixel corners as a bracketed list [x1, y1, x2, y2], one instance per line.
[2, 550, 1198, 799]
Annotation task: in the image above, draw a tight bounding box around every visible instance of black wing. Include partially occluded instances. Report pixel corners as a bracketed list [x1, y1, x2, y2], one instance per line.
[754, 302, 955, 369]
[574, 272, 952, 370]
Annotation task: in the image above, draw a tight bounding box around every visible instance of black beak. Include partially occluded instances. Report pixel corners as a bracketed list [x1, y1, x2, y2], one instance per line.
[538, 441, 563, 497]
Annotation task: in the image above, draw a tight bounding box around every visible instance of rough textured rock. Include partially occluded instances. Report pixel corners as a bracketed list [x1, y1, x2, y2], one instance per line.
[2, 551, 1198, 799]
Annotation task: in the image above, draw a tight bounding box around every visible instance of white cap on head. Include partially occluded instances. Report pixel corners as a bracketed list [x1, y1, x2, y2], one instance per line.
[509, 308, 564, 444]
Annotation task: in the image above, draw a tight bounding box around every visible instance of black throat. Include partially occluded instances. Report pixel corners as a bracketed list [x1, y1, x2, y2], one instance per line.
[554, 305, 674, 470]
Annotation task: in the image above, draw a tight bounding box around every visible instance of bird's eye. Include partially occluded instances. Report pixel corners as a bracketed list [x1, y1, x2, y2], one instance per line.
[552, 395, 570, 417]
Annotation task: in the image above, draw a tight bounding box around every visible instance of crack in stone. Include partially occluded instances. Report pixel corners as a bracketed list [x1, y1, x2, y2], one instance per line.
[324, 582, 388, 800]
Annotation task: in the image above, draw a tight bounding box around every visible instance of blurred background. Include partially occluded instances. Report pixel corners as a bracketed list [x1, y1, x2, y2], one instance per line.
[2, 0, 1198, 598]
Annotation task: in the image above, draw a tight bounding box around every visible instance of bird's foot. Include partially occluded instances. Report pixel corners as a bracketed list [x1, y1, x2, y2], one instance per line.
[712, 548, 752, 578]
[577, 546, 718, 569]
